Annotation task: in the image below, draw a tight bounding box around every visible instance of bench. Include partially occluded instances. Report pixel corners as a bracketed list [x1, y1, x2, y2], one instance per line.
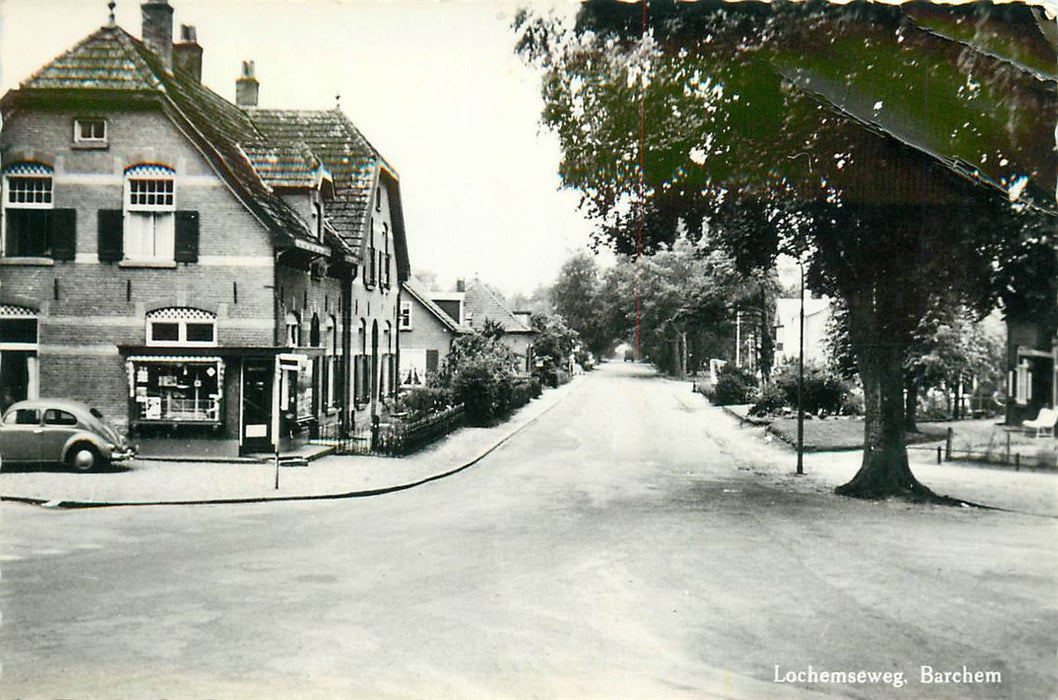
[1024, 407, 1058, 438]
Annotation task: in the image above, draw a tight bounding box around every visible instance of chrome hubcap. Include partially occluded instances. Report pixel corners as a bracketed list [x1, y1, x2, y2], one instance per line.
[73, 449, 95, 470]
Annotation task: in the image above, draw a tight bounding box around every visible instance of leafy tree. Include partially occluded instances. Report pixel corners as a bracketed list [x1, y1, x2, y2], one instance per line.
[531, 312, 580, 384]
[432, 332, 515, 424]
[551, 252, 609, 357]
[509, 285, 553, 317]
[517, 0, 1056, 500]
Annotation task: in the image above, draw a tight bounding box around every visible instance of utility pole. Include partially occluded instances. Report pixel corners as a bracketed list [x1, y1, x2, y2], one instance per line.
[796, 262, 805, 475]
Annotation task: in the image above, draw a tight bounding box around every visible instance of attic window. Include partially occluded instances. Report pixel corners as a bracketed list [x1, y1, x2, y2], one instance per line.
[74, 118, 107, 146]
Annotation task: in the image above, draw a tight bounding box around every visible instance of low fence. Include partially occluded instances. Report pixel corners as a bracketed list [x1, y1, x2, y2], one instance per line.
[908, 426, 1057, 470]
[312, 404, 466, 457]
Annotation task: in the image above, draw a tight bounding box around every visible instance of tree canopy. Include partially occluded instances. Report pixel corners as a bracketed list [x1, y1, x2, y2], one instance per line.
[516, 0, 1057, 500]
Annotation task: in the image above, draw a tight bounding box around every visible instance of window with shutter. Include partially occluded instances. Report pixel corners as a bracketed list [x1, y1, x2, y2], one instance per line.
[124, 164, 175, 262]
[3, 164, 55, 258]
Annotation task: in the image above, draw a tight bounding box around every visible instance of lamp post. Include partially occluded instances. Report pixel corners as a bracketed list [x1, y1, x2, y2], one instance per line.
[796, 260, 805, 475]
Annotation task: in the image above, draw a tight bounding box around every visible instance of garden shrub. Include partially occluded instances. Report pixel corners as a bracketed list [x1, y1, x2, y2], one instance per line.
[436, 332, 517, 425]
[394, 386, 451, 421]
[750, 381, 787, 416]
[709, 364, 758, 405]
[773, 362, 850, 416]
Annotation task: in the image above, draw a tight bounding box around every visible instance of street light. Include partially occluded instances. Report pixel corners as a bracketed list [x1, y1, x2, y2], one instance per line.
[796, 260, 805, 475]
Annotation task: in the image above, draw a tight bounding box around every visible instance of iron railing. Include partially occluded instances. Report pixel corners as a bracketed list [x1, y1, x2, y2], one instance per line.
[312, 404, 465, 457]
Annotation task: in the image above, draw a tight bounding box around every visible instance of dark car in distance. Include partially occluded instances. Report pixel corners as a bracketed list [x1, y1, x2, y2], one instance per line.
[0, 399, 136, 471]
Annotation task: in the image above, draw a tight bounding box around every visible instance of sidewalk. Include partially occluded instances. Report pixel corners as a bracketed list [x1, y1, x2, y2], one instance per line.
[706, 405, 1058, 517]
[1, 378, 583, 508]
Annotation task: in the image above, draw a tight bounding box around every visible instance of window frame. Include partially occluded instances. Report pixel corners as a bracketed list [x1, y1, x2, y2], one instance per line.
[73, 118, 108, 146]
[145, 309, 218, 348]
[2, 166, 56, 259]
[399, 300, 413, 330]
[123, 164, 176, 262]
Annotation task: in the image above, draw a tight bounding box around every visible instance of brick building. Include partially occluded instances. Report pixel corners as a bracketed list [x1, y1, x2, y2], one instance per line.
[0, 1, 409, 456]
[398, 277, 472, 386]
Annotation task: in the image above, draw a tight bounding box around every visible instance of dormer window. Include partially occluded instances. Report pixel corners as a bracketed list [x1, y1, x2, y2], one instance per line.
[74, 118, 107, 146]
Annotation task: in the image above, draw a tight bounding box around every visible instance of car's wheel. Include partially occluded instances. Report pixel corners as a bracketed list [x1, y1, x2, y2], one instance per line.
[67, 444, 106, 472]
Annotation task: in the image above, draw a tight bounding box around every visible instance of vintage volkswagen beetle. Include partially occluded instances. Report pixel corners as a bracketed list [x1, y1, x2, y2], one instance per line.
[0, 399, 136, 471]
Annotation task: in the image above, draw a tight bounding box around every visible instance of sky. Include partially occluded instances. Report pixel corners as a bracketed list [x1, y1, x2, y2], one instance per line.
[0, 0, 599, 298]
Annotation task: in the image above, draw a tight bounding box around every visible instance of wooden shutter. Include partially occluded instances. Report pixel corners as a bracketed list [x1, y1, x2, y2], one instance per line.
[426, 350, 439, 374]
[97, 209, 123, 262]
[49, 209, 77, 261]
[174, 210, 199, 263]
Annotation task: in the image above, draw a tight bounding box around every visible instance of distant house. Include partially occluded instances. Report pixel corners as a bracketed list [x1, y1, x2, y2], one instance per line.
[398, 277, 472, 386]
[1005, 303, 1057, 426]
[426, 279, 536, 376]
[461, 280, 536, 376]
[773, 297, 832, 368]
[0, 0, 409, 456]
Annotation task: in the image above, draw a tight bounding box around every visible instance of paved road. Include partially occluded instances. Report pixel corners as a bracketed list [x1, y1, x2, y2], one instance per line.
[2, 363, 1055, 699]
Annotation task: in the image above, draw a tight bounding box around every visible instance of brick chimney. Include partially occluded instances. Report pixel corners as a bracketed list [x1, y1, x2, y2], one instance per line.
[236, 60, 259, 107]
[456, 279, 466, 293]
[173, 24, 202, 83]
[141, 0, 174, 72]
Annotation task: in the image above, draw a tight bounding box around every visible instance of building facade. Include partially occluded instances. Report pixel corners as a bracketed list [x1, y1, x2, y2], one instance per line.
[0, 1, 408, 456]
[398, 277, 472, 386]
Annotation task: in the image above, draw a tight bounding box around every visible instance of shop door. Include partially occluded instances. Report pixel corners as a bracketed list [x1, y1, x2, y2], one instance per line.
[241, 360, 274, 453]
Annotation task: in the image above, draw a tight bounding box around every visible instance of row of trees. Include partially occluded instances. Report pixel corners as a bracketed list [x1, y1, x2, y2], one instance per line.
[550, 243, 777, 377]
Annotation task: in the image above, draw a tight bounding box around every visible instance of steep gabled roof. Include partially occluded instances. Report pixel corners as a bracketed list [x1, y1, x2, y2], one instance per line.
[21, 25, 162, 91]
[463, 281, 534, 334]
[248, 109, 381, 254]
[403, 278, 473, 335]
[243, 141, 326, 189]
[4, 24, 394, 256]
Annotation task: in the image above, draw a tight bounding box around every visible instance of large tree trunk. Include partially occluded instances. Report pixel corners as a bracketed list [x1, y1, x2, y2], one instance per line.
[834, 297, 944, 501]
[836, 341, 934, 499]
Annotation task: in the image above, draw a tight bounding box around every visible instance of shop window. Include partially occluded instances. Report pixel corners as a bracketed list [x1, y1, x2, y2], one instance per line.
[124, 164, 175, 261]
[146, 307, 217, 347]
[127, 356, 224, 424]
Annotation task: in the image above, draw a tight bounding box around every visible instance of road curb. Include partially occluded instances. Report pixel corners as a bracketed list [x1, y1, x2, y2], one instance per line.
[2, 378, 583, 510]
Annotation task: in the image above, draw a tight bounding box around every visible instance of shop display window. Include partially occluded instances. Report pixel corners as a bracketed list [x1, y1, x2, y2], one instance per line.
[128, 359, 223, 423]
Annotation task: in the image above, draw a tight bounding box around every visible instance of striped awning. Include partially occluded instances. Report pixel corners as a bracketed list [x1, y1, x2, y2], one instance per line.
[127, 355, 222, 364]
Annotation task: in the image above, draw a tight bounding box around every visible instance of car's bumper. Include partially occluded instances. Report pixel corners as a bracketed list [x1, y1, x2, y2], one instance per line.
[109, 445, 138, 462]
